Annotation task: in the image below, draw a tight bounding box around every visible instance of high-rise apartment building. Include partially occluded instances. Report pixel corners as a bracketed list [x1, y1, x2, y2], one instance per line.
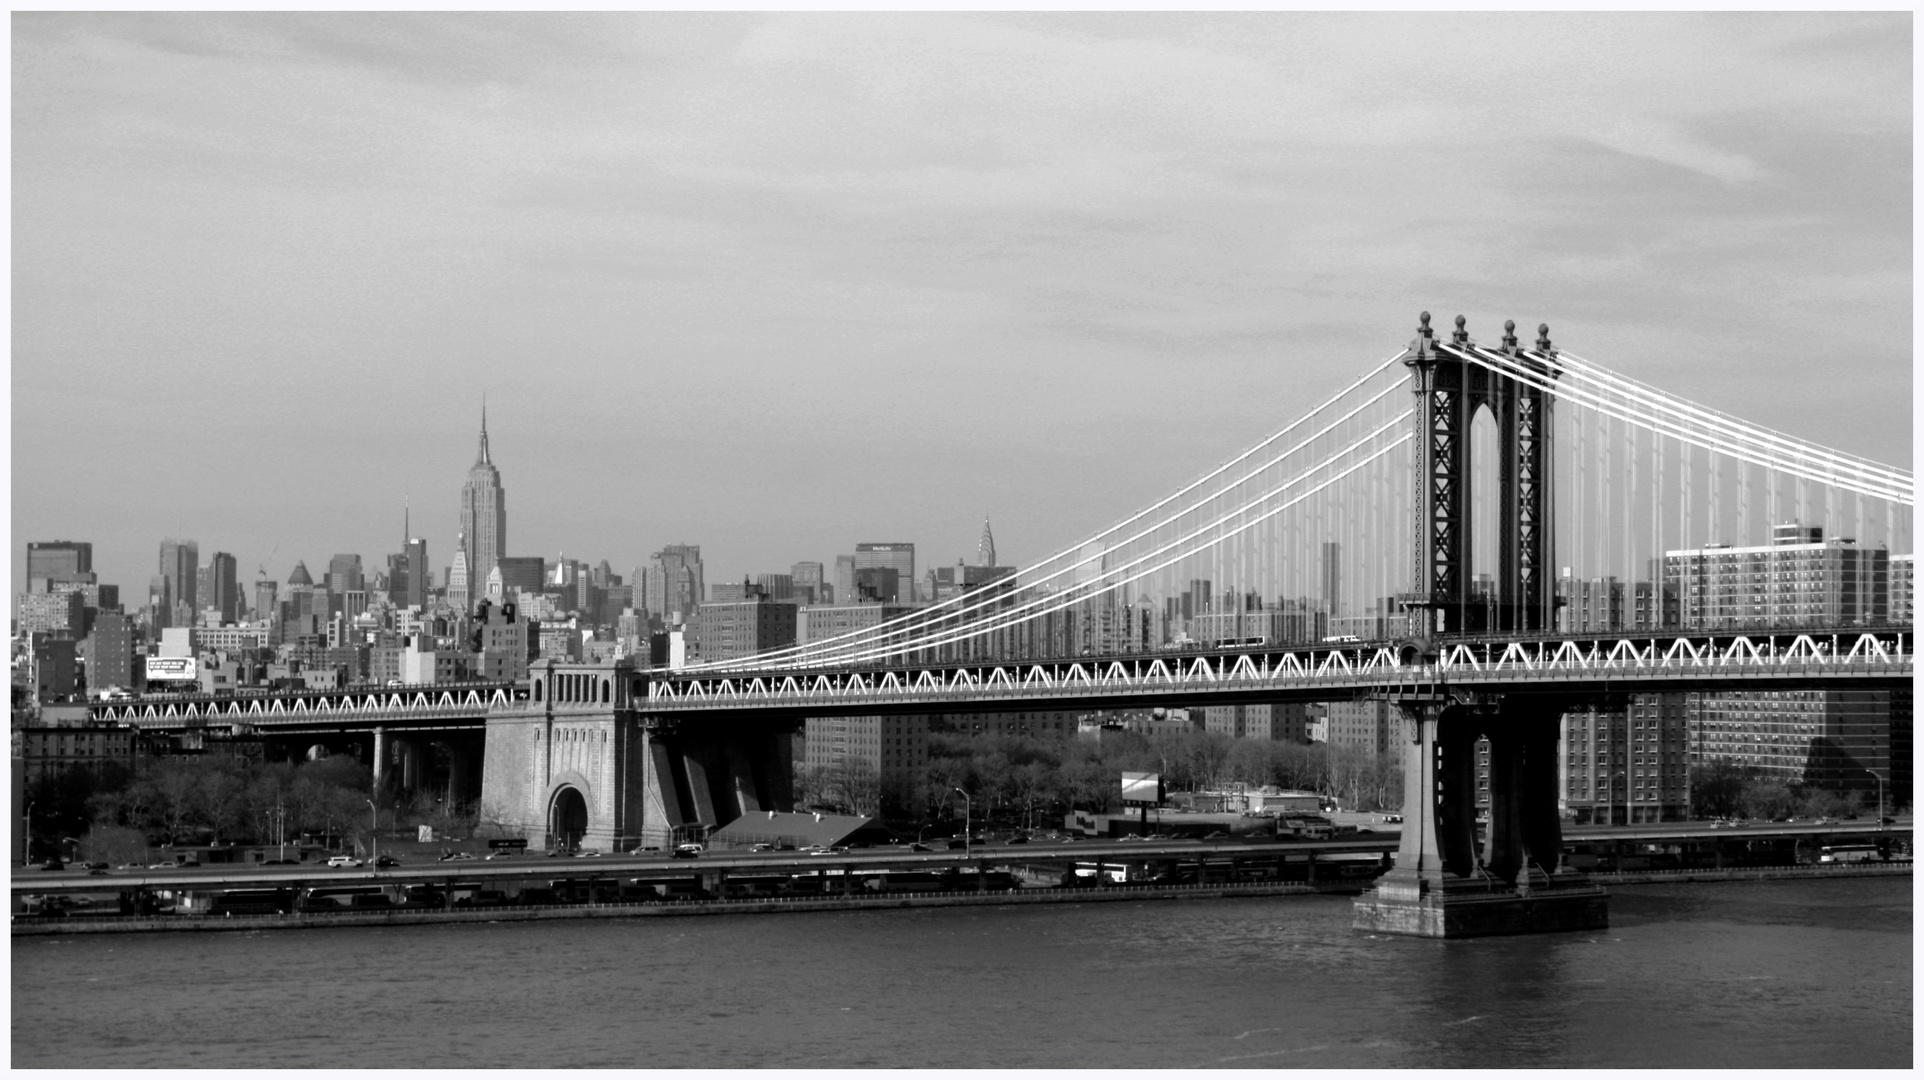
[81, 611, 139, 693]
[1891, 554, 1913, 625]
[1202, 703, 1309, 742]
[694, 596, 798, 664]
[803, 714, 929, 811]
[459, 407, 508, 592]
[853, 543, 915, 603]
[1560, 696, 1690, 824]
[1667, 521, 1898, 802]
[1666, 527, 1887, 629]
[1325, 699, 1393, 755]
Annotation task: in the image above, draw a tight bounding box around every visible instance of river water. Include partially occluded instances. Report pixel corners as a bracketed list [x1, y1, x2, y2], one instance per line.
[12, 878, 1910, 1069]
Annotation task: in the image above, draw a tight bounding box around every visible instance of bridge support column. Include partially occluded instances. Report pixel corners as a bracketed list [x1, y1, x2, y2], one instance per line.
[401, 739, 427, 796]
[1354, 696, 1606, 938]
[371, 727, 389, 796]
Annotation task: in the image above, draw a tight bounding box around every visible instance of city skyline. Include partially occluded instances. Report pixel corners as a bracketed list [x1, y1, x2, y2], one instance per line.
[14, 13, 1911, 604]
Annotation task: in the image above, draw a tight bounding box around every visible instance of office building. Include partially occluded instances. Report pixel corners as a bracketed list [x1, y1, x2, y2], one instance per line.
[327, 554, 365, 597]
[798, 602, 917, 645]
[792, 561, 826, 604]
[832, 555, 857, 609]
[495, 556, 546, 597]
[448, 541, 472, 613]
[158, 538, 198, 628]
[17, 591, 85, 638]
[977, 517, 997, 567]
[645, 544, 704, 627]
[459, 407, 508, 592]
[205, 552, 239, 623]
[853, 543, 915, 603]
[26, 541, 92, 591]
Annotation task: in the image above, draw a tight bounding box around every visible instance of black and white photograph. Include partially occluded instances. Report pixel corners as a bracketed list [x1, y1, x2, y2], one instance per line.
[10, 11, 1912, 1069]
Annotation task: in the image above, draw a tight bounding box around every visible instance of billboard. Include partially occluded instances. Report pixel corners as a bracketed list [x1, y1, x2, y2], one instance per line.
[1120, 772, 1163, 806]
[144, 656, 198, 683]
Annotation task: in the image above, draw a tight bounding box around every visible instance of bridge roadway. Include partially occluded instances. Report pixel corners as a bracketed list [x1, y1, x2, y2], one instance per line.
[12, 822, 1907, 901]
[14, 837, 1391, 899]
[645, 625, 1911, 717]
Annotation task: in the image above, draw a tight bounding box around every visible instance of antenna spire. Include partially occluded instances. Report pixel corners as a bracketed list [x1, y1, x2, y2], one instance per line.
[477, 396, 492, 466]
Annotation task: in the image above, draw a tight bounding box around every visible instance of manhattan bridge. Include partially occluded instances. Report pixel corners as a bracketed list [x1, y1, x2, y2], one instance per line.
[95, 313, 1912, 935]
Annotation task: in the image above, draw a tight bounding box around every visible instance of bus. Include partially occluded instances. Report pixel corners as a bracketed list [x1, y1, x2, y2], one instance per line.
[1818, 844, 1883, 864]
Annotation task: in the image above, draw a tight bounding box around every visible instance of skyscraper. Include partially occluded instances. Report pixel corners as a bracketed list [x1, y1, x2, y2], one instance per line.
[206, 551, 239, 623]
[448, 538, 472, 613]
[459, 405, 508, 592]
[158, 538, 198, 628]
[977, 518, 996, 568]
[645, 544, 704, 626]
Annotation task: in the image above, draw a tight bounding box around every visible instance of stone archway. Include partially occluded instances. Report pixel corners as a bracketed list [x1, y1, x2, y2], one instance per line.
[550, 786, 589, 854]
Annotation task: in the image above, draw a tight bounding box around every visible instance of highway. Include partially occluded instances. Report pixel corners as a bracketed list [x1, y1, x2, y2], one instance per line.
[12, 836, 1395, 897]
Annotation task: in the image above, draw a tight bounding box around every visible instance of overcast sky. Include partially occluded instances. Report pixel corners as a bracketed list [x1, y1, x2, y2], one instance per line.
[12, 12, 1912, 599]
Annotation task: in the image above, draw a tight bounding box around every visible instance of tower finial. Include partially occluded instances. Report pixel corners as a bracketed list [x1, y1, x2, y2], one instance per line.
[477, 396, 492, 466]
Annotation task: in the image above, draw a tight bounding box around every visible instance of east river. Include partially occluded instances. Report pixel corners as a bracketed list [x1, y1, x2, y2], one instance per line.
[12, 877, 1910, 1068]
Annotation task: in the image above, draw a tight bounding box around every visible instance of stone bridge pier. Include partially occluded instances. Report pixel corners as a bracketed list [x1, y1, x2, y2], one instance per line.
[1354, 690, 1607, 937]
[481, 659, 796, 853]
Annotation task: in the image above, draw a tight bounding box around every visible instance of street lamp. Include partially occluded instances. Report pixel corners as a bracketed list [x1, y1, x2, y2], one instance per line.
[1865, 769, 1886, 828]
[365, 798, 378, 866]
[953, 788, 971, 857]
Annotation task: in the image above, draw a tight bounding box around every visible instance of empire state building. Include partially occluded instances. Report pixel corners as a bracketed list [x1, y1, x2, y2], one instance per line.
[460, 406, 507, 594]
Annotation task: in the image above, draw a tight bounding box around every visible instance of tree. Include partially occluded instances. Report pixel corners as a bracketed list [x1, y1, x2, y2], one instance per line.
[1690, 758, 1752, 819]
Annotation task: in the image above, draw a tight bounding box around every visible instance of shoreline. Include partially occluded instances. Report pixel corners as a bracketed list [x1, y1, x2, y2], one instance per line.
[11, 862, 1907, 937]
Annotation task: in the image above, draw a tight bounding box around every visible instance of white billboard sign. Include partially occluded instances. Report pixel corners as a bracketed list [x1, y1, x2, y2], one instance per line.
[145, 656, 199, 682]
[1121, 772, 1163, 806]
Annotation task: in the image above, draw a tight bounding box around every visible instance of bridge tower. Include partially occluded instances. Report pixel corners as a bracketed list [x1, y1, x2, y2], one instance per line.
[1357, 313, 1607, 938]
[1404, 312, 1558, 636]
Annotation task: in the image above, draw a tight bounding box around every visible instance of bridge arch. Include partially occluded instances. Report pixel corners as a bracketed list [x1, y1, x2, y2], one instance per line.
[548, 781, 590, 854]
